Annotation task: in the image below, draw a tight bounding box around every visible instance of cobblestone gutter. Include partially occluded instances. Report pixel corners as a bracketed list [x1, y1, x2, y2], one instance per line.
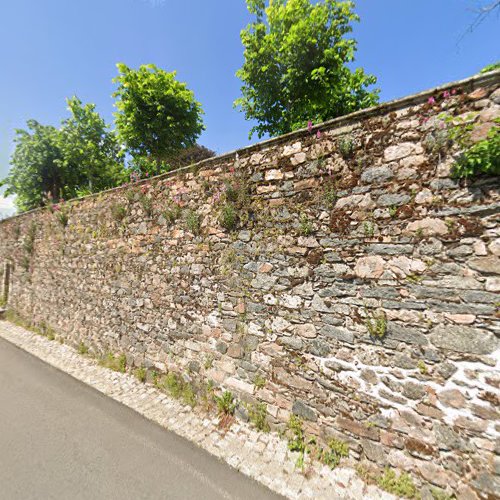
[0, 320, 393, 500]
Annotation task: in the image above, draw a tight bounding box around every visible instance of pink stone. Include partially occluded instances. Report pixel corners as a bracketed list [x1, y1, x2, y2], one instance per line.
[354, 256, 385, 279]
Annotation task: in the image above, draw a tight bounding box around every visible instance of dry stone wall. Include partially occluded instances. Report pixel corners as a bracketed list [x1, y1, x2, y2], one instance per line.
[1, 71, 499, 498]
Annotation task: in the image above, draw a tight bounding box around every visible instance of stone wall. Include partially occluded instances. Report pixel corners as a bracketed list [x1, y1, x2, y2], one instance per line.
[1, 71, 499, 498]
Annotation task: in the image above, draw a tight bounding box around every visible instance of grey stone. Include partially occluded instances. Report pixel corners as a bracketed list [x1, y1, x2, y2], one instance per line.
[280, 337, 303, 350]
[320, 325, 355, 344]
[360, 368, 378, 384]
[377, 193, 411, 207]
[366, 244, 413, 255]
[436, 362, 457, 379]
[325, 360, 351, 372]
[361, 166, 393, 184]
[362, 287, 400, 300]
[468, 256, 500, 275]
[308, 339, 331, 357]
[216, 341, 228, 354]
[393, 353, 417, 370]
[362, 439, 386, 464]
[471, 473, 500, 497]
[402, 381, 426, 400]
[430, 325, 498, 355]
[386, 323, 429, 346]
[462, 290, 499, 303]
[430, 178, 458, 191]
[292, 400, 317, 421]
[418, 238, 443, 255]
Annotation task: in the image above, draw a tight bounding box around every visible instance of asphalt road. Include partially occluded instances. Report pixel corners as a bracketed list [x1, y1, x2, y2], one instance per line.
[0, 338, 282, 500]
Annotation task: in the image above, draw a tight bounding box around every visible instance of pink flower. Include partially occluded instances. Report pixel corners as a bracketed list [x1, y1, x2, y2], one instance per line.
[229, 167, 235, 174]
[316, 130, 321, 139]
[443, 91, 451, 99]
[145, 172, 149, 177]
[428, 97, 436, 105]
[451, 89, 457, 95]
[307, 120, 313, 133]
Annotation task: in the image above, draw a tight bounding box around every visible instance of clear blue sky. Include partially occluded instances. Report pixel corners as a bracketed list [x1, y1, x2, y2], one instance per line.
[0, 0, 498, 215]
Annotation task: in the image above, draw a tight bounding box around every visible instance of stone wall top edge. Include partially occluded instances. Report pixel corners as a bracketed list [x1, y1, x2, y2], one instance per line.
[1, 69, 499, 226]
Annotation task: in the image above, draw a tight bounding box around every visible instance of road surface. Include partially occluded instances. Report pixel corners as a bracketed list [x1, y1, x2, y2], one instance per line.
[0, 337, 282, 500]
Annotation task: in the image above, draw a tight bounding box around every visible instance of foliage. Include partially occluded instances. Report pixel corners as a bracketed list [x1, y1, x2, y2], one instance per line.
[480, 61, 500, 74]
[162, 202, 182, 224]
[448, 118, 500, 178]
[1, 121, 63, 212]
[113, 63, 205, 172]
[111, 203, 127, 222]
[363, 221, 375, 238]
[299, 213, 313, 235]
[319, 438, 349, 469]
[215, 391, 236, 415]
[185, 209, 201, 235]
[376, 468, 419, 499]
[247, 403, 270, 432]
[139, 194, 154, 216]
[78, 342, 89, 355]
[158, 372, 197, 407]
[57, 97, 126, 196]
[338, 136, 355, 159]
[0, 98, 125, 212]
[254, 373, 266, 389]
[166, 144, 216, 170]
[365, 310, 387, 338]
[287, 415, 306, 453]
[54, 205, 70, 227]
[23, 222, 37, 255]
[219, 203, 238, 231]
[99, 353, 127, 373]
[235, 0, 379, 138]
[133, 367, 147, 383]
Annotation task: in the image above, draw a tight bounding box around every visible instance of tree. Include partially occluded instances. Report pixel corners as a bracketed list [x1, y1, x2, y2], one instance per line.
[1, 98, 125, 212]
[113, 63, 205, 173]
[235, 0, 379, 138]
[0, 121, 62, 212]
[57, 97, 125, 195]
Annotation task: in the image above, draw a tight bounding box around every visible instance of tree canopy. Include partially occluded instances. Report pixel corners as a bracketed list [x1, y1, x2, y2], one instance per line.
[235, 0, 379, 138]
[0, 98, 125, 212]
[113, 63, 205, 173]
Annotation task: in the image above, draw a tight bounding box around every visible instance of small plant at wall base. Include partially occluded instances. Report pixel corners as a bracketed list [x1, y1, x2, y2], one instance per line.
[287, 415, 307, 467]
[377, 468, 419, 499]
[247, 402, 270, 432]
[215, 391, 236, 416]
[318, 438, 349, 469]
[99, 353, 127, 373]
[133, 367, 147, 383]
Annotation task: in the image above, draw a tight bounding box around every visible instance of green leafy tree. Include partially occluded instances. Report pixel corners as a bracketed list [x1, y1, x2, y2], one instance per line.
[57, 97, 125, 196]
[0, 120, 63, 212]
[113, 63, 205, 174]
[235, 0, 379, 138]
[1, 98, 125, 212]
